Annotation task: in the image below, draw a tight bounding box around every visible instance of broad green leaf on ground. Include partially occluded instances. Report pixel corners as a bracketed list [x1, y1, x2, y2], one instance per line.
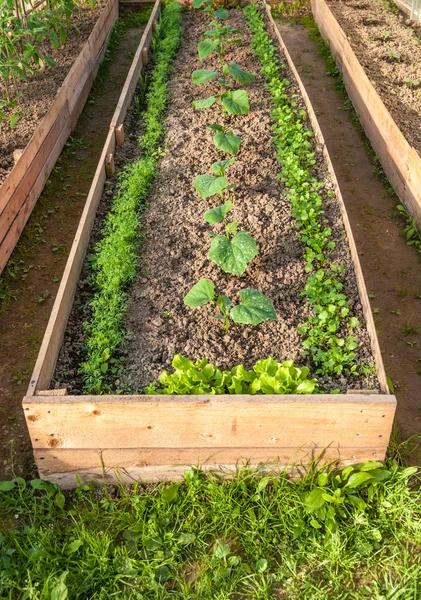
[222, 89, 250, 115]
[184, 279, 215, 308]
[192, 69, 219, 84]
[214, 130, 242, 154]
[209, 231, 258, 275]
[192, 0, 205, 7]
[227, 62, 255, 84]
[198, 39, 217, 60]
[230, 289, 277, 325]
[207, 123, 224, 132]
[194, 174, 228, 198]
[211, 158, 235, 177]
[213, 7, 228, 19]
[192, 96, 216, 109]
[204, 200, 232, 224]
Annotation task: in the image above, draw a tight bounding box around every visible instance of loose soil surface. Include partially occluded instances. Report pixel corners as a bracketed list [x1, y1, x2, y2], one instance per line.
[0, 1, 106, 186]
[108, 9, 377, 394]
[276, 19, 421, 445]
[329, 0, 421, 154]
[0, 16, 148, 479]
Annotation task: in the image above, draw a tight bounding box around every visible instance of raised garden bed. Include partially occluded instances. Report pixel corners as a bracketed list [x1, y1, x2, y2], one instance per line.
[23, 0, 396, 488]
[311, 0, 421, 228]
[0, 0, 118, 274]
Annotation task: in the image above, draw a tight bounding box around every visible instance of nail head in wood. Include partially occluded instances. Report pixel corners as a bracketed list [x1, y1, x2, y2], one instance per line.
[105, 153, 115, 178]
[115, 124, 125, 147]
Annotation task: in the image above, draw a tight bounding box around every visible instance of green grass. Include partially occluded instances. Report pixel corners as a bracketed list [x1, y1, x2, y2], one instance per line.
[80, 1, 183, 394]
[0, 461, 420, 598]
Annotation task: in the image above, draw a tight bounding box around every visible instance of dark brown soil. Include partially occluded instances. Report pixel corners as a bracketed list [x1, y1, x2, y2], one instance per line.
[329, 0, 421, 154]
[115, 9, 377, 394]
[0, 17, 148, 480]
[0, 1, 106, 185]
[276, 19, 421, 444]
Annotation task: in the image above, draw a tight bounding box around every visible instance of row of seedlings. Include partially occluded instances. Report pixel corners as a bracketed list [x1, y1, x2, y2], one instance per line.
[148, 0, 320, 395]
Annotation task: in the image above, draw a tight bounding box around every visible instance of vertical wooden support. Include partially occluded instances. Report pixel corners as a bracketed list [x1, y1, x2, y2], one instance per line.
[105, 154, 115, 178]
[115, 124, 125, 147]
[142, 47, 149, 66]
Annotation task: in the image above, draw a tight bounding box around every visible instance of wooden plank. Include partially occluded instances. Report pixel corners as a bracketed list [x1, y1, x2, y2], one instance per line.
[34, 445, 388, 488]
[0, 0, 119, 274]
[310, 0, 421, 227]
[110, 0, 161, 130]
[26, 0, 161, 395]
[23, 394, 396, 450]
[266, 3, 389, 394]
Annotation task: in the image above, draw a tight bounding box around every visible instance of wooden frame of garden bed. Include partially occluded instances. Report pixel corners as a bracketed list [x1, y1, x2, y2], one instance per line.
[0, 0, 120, 275]
[22, 1, 396, 488]
[310, 0, 421, 228]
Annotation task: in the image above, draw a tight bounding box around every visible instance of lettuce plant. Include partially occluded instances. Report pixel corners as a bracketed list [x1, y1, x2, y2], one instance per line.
[183, 279, 277, 330]
[204, 199, 258, 275]
[192, 63, 254, 115]
[208, 123, 242, 155]
[146, 354, 318, 395]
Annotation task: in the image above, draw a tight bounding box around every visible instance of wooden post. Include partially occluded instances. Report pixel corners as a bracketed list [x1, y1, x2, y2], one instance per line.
[115, 124, 125, 147]
[13, 149, 24, 163]
[142, 47, 149, 66]
[105, 154, 115, 178]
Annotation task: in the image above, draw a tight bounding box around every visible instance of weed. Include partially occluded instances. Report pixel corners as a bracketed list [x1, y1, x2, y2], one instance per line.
[403, 77, 420, 88]
[0, 464, 419, 598]
[401, 322, 419, 336]
[386, 50, 401, 62]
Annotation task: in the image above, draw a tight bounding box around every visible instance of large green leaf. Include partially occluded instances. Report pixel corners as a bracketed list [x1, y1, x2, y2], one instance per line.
[211, 158, 236, 177]
[209, 231, 258, 275]
[203, 200, 232, 224]
[212, 7, 228, 19]
[194, 174, 228, 198]
[222, 90, 250, 115]
[184, 279, 215, 308]
[192, 96, 216, 109]
[214, 130, 242, 155]
[231, 289, 277, 325]
[192, 0, 205, 7]
[192, 69, 219, 84]
[198, 40, 217, 60]
[227, 62, 255, 84]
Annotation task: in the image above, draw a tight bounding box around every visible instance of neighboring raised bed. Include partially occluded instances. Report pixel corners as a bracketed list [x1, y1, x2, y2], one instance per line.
[23, 0, 396, 488]
[311, 0, 421, 228]
[0, 0, 119, 275]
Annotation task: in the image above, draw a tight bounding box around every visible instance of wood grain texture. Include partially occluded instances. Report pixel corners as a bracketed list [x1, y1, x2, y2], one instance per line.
[23, 394, 396, 449]
[0, 0, 119, 274]
[265, 3, 389, 394]
[26, 0, 162, 396]
[34, 446, 388, 488]
[310, 0, 421, 226]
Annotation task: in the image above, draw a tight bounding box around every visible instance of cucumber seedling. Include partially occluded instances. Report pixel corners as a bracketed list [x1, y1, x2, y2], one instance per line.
[204, 198, 258, 275]
[192, 62, 255, 115]
[194, 158, 236, 198]
[208, 123, 242, 155]
[193, 0, 229, 22]
[184, 279, 277, 330]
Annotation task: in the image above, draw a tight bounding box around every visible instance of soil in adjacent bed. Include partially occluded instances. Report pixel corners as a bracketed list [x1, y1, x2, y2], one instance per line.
[329, 0, 421, 155]
[0, 15, 149, 480]
[0, 1, 106, 186]
[116, 9, 377, 393]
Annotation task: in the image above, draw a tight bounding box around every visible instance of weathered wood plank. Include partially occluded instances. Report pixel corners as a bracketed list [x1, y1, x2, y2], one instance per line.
[265, 3, 388, 394]
[23, 394, 396, 450]
[0, 0, 119, 274]
[310, 0, 421, 227]
[34, 445, 388, 488]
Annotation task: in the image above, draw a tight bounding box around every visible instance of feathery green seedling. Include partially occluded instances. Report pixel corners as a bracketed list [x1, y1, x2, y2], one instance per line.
[184, 278, 277, 330]
[204, 196, 258, 275]
[192, 62, 254, 115]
